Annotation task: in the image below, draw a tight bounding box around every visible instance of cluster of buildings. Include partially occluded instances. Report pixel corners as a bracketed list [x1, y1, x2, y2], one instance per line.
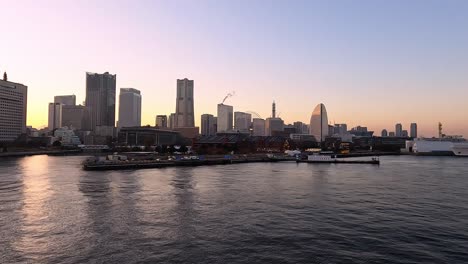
[381, 123, 417, 138]
[0, 69, 421, 153]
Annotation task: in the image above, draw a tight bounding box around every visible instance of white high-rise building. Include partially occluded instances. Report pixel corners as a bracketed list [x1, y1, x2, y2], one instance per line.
[118, 88, 141, 128]
[252, 118, 266, 136]
[234, 112, 252, 132]
[48, 102, 62, 130]
[201, 114, 216, 136]
[217, 104, 233, 132]
[175, 78, 195, 128]
[0, 77, 28, 142]
[310, 103, 329, 142]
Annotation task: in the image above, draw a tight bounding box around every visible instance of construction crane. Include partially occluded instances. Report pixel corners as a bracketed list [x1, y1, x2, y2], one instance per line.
[246, 111, 262, 119]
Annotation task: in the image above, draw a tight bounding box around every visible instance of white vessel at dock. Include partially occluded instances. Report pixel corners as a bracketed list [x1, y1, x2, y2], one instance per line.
[406, 123, 466, 156]
[452, 143, 468, 157]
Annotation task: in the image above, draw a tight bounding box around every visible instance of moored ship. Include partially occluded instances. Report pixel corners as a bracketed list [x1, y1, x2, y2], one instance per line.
[452, 143, 468, 157]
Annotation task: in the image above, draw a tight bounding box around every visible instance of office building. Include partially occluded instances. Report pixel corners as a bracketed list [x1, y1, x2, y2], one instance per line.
[293, 121, 307, 134]
[310, 103, 329, 142]
[410, 123, 417, 138]
[381, 129, 388, 137]
[201, 114, 217, 136]
[48, 102, 62, 130]
[156, 115, 168, 128]
[85, 72, 116, 130]
[118, 88, 141, 128]
[217, 104, 233, 132]
[54, 95, 76, 106]
[175, 78, 195, 128]
[252, 118, 265, 136]
[402, 130, 409, 137]
[62, 105, 86, 130]
[395, 123, 403, 137]
[168, 113, 176, 129]
[0, 77, 28, 142]
[389, 132, 395, 137]
[265, 118, 284, 136]
[234, 112, 252, 132]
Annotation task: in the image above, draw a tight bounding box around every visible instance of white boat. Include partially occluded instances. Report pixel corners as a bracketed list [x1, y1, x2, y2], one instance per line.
[408, 137, 466, 156]
[452, 143, 468, 157]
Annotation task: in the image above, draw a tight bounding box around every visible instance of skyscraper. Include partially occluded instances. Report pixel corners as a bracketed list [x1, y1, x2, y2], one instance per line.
[402, 130, 409, 137]
[217, 104, 233, 132]
[252, 118, 265, 136]
[395, 123, 403, 137]
[54, 95, 76, 106]
[310, 103, 329, 142]
[234, 112, 252, 132]
[381, 129, 388, 137]
[62, 105, 86, 130]
[175, 78, 195, 128]
[201, 114, 216, 136]
[293, 121, 305, 134]
[410, 123, 418, 138]
[48, 102, 62, 130]
[168, 113, 176, 129]
[0, 77, 27, 142]
[156, 115, 168, 128]
[265, 118, 284, 136]
[85, 72, 116, 131]
[118, 88, 141, 128]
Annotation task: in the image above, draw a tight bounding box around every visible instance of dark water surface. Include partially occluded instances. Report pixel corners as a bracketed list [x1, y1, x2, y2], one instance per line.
[1, 155, 468, 263]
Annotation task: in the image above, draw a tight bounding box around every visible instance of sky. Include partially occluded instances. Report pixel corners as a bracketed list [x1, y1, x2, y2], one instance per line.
[1, 0, 467, 137]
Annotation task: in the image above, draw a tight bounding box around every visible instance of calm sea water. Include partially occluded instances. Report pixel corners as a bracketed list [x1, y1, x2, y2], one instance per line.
[1, 155, 468, 264]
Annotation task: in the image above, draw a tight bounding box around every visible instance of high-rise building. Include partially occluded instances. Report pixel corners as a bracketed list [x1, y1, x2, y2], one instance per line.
[217, 104, 233, 132]
[328, 125, 335, 137]
[85, 72, 116, 130]
[410, 123, 417, 138]
[118, 88, 141, 128]
[48, 102, 62, 130]
[389, 132, 395, 137]
[293, 121, 305, 134]
[201, 114, 217, 136]
[252, 118, 266, 136]
[381, 129, 388, 137]
[168, 113, 176, 129]
[62, 105, 86, 130]
[265, 118, 284, 136]
[0, 77, 28, 142]
[402, 130, 409, 137]
[175, 78, 195, 128]
[156, 115, 168, 128]
[395, 123, 403, 137]
[212, 117, 218, 135]
[234, 112, 252, 132]
[54, 95, 76, 106]
[310, 103, 329, 142]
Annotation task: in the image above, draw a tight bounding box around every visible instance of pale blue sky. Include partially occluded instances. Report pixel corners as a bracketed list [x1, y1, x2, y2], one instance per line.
[1, 0, 467, 136]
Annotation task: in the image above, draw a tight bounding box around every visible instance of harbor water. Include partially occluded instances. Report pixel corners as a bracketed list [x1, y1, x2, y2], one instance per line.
[1, 155, 468, 263]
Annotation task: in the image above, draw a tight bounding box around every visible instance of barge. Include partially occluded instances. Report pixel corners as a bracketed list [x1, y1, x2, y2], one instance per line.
[82, 154, 294, 171]
[296, 153, 380, 165]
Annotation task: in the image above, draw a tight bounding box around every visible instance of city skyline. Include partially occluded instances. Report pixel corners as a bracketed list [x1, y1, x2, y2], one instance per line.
[1, 0, 468, 137]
